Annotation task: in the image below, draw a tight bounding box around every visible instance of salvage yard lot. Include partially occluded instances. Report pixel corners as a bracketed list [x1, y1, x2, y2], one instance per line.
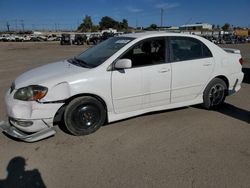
[0, 41, 249, 188]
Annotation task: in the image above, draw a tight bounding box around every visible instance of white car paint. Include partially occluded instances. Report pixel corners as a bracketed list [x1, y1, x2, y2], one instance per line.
[2, 32, 244, 141]
[112, 62, 172, 113]
[171, 57, 214, 103]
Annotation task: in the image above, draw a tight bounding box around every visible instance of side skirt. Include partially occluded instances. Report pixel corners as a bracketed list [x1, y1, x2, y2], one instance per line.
[107, 95, 203, 123]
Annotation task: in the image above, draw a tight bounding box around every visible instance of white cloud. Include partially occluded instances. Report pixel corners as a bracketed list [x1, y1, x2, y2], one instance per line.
[155, 2, 180, 9]
[126, 6, 143, 13]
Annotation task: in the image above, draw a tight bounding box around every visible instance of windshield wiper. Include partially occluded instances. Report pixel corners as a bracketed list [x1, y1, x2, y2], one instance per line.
[68, 58, 80, 66]
[73, 57, 93, 68]
[68, 58, 93, 68]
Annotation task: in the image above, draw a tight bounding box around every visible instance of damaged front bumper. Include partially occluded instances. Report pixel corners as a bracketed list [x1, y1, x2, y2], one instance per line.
[0, 121, 56, 142]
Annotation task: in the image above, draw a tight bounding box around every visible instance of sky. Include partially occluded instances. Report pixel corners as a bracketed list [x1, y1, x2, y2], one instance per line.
[0, 0, 249, 31]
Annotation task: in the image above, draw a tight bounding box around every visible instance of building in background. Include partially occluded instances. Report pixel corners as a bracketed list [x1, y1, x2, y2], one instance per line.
[179, 23, 213, 35]
[180, 23, 213, 31]
[234, 29, 249, 37]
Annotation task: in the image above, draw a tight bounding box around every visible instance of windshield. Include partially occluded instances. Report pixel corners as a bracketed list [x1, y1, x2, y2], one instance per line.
[74, 37, 134, 68]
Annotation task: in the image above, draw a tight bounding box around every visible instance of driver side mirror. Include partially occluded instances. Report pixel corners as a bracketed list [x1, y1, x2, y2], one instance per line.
[115, 59, 132, 69]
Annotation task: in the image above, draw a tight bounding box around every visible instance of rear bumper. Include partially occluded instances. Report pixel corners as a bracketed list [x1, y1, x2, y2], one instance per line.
[228, 72, 244, 95]
[0, 121, 56, 142]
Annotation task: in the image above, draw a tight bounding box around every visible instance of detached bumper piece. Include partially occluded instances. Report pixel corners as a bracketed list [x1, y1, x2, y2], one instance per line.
[0, 121, 56, 142]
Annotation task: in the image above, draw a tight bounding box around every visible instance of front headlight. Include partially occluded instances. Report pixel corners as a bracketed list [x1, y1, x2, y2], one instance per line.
[14, 85, 48, 101]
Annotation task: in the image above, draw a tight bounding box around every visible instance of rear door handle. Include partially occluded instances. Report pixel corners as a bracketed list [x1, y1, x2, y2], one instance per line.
[158, 68, 170, 73]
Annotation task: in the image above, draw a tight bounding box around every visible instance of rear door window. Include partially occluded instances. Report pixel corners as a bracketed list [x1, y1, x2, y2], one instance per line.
[170, 37, 212, 62]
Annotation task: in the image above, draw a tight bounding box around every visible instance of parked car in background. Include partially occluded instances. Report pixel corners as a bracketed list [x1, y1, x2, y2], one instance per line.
[86, 33, 102, 45]
[30, 36, 43, 42]
[72, 34, 87, 45]
[202, 36, 216, 43]
[246, 36, 250, 43]
[235, 36, 247, 44]
[60, 33, 71, 45]
[0, 34, 15, 42]
[23, 35, 31, 42]
[0, 35, 4, 41]
[47, 34, 60, 41]
[101, 32, 114, 41]
[0, 32, 244, 142]
[37, 35, 47, 41]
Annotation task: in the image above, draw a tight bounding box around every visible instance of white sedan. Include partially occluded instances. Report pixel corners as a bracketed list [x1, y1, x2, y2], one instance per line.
[0, 32, 244, 142]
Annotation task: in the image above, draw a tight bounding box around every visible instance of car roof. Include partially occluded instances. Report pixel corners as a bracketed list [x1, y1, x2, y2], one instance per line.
[121, 31, 200, 40]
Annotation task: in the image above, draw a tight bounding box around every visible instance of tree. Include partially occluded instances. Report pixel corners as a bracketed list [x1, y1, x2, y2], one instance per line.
[222, 23, 230, 31]
[149, 24, 157, 30]
[216, 25, 220, 30]
[78, 15, 93, 32]
[99, 16, 119, 29]
[120, 19, 128, 30]
[91, 25, 100, 32]
[77, 16, 129, 31]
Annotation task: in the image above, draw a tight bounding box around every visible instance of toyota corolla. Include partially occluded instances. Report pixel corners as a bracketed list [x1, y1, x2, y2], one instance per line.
[0, 32, 244, 142]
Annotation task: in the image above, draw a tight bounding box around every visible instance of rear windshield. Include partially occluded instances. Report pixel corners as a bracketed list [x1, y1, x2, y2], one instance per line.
[76, 37, 134, 68]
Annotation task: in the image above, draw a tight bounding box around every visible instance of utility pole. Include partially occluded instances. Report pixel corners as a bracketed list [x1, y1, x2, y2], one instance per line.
[15, 19, 18, 31]
[6, 22, 10, 32]
[20, 20, 24, 31]
[160, 8, 164, 27]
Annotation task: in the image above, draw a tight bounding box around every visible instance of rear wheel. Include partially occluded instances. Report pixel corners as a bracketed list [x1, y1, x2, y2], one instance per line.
[202, 78, 227, 109]
[64, 96, 106, 136]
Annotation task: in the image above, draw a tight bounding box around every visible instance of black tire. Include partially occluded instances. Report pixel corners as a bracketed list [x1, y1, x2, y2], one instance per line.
[64, 96, 106, 136]
[202, 78, 227, 109]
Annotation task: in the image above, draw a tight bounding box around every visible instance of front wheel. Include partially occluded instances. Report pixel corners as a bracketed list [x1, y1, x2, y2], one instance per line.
[64, 96, 106, 136]
[202, 78, 227, 109]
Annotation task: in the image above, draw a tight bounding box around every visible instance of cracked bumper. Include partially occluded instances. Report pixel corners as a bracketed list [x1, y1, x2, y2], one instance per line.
[4, 88, 64, 134]
[0, 121, 56, 142]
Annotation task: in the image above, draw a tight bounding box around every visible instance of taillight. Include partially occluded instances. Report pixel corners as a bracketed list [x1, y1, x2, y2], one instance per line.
[239, 58, 244, 65]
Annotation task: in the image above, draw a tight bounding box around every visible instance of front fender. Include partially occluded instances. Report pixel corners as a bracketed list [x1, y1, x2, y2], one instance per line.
[42, 82, 71, 102]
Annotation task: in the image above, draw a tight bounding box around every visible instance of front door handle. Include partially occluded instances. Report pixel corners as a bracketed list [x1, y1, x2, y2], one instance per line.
[203, 63, 212, 66]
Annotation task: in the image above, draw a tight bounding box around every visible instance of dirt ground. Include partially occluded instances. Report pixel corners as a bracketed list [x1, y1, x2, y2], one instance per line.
[0, 41, 249, 188]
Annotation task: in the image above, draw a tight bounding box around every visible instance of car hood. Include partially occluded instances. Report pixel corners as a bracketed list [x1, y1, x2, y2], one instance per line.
[14, 60, 89, 89]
